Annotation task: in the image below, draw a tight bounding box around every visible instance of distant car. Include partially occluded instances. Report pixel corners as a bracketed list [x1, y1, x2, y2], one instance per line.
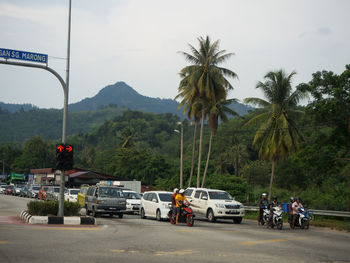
[65, 188, 80, 202]
[19, 186, 30, 197]
[0, 184, 7, 194]
[13, 184, 24, 196]
[140, 191, 172, 221]
[122, 190, 141, 214]
[4, 185, 15, 195]
[27, 185, 41, 198]
[38, 186, 50, 200]
[46, 186, 61, 201]
[85, 185, 126, 218]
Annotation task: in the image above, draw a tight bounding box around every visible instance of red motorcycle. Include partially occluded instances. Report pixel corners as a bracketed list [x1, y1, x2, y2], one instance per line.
[168, 202, 195, 227]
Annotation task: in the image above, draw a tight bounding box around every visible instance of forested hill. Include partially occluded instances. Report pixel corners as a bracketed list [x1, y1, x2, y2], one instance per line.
[69, 81, 252, 116]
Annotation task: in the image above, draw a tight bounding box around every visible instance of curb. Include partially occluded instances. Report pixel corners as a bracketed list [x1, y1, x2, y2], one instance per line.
[20, 210, 96, 225]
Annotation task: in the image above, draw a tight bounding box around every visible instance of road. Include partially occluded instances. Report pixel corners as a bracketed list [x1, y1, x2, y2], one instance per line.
[1, 194, 350, 263]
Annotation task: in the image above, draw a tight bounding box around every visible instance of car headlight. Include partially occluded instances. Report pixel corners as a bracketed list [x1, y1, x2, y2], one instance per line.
[215, 204, 226, 208]
[163, 203, 169, 209]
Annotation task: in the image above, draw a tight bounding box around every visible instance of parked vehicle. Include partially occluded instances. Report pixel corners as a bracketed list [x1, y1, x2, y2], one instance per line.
[4, 185, 14, 195]
[168, 202, 195, 226]
[77, 186, 89, 207]
[185, 188, 245, 224]
[289, 207, 310, 230]
[140, 191, 172, 221]
[46, 186, 61, 201]
[27, 185, 41, 198]
[260, 205, 270, 226]
[122, 190, 141, 214]
[85, 185, 126, 218]
[0, 184, 7, 194]
[12, 184, 24, 196]
[65, 188, 80, 202]
[19, 186, 30, 197]
[38, 186, 50, 200]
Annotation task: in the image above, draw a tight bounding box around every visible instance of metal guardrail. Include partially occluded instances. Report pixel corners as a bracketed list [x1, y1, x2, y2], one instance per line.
[243, 206, 350, 218]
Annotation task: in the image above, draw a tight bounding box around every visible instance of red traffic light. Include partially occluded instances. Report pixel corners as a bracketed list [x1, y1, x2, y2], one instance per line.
[66, 145, 73, 152]
[57, 144, 65, 152]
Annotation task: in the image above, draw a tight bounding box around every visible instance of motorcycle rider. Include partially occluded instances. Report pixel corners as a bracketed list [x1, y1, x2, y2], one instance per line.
[292, 197, 303, 229]
[171, 188, 179, 213]
[288, 197, 295, 224]
[267, 196, 280, 228]
[258, 193, 268, 225]
[175, 189, 199, 225]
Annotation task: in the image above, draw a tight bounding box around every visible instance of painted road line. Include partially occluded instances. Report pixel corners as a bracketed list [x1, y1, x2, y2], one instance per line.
[176, 229, 202, 232]
[155, 249, 198, 256]
[0, 241, 9, 244]
[35, 227, 103, 231]
[240, 237, 306, 246]
[110, 249, 139, 254]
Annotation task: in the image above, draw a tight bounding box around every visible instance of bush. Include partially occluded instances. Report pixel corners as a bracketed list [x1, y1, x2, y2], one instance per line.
[27, 201, 81, 216]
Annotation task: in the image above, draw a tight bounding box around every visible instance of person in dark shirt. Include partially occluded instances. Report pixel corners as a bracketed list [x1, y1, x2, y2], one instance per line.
[267, 196, 280, 228]
[258, 193, 268, 225]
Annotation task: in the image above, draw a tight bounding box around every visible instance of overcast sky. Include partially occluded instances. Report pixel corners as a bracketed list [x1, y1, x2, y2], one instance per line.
[0, 0, 349, 109]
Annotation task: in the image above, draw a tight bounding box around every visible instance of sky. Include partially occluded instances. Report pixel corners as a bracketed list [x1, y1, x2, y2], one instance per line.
[0, 0, 349, 109]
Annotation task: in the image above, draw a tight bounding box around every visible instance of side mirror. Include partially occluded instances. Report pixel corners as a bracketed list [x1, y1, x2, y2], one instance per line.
[152, 198, 158, 203]
[202, 196, 208, 200]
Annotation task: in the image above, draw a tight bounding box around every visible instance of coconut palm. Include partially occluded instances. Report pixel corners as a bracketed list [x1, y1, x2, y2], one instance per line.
[244, 70, 307, 201]
[176, 36, 237, 187]
[201, 98, 238, 187]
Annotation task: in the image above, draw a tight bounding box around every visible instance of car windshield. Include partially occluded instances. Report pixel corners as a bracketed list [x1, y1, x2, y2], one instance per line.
[158, 193, 172, 202]
[7, 185, 14, 189]
[99, 187, 124, 197]
[32, 186, 40, 190]
[124, 192, 141, 199]
[0, 185, 6, 189]
[80, 188, 88, 194]
[69, 189, 80, 195]
[208, 191, 233, 200]
[54, 188, 60, 193]
[43, 187, 49, 191]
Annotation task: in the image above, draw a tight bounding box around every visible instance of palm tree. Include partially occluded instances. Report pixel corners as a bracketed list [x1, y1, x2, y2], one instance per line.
[201, 98, 238, 187]
[176, 36, 237, 187]
[244, 70, 307, 201]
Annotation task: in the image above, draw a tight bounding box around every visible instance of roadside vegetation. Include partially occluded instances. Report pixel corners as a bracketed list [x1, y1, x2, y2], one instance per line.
[27, 200, 80, 216]
[0, 36, 349, 212]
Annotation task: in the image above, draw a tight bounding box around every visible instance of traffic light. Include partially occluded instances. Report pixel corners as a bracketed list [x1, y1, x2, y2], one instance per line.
[55, 144, 74, 170]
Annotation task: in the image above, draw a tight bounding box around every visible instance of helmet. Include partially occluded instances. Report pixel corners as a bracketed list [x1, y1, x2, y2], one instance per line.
[290, 197, 295, 202]
[179, 189, 185, 194]
[296, 197, 301, 201]
[173, 188, 179, 194]
[262, 193, 267, 197]
[273, 196, 278, 200]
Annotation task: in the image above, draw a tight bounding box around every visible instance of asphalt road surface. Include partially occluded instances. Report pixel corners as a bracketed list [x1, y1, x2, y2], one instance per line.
[1, 194, 350, 263]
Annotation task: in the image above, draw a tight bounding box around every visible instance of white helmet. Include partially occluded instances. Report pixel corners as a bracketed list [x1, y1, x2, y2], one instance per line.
[173, 188, 179, 194]
[179, 189, 185, 194]
[262, 193, 267, 197]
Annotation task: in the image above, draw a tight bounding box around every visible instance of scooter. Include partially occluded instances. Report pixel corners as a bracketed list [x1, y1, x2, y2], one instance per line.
[260, 205, 270, 226]
[168, 202, 195, 227]
[270, 206, 283, 230]
[289, 207, 310, 229]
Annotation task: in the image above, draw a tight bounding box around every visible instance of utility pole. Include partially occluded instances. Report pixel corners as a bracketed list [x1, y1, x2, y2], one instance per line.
[58, 0, 72, 217]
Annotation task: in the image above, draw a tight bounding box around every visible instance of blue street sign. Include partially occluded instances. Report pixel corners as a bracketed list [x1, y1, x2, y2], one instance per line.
[0, 48, 48, 64]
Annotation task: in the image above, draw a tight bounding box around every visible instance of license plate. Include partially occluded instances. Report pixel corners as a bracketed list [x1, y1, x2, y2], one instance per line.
[109, 207, 117, 210]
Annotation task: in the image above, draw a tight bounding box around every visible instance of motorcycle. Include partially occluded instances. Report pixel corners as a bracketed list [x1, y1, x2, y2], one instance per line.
[168, 202, 195, 227]
[262, 206, 283, 229]
[289, 207, 310, 229]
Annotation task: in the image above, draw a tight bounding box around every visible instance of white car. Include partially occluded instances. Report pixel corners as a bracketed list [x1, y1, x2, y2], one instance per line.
[0, 184, 7, 194]
[185, 188, 245, 224]
[140, 191, 172, 221]
[122, 190, 141, 214]
[64, 188, 80, 202]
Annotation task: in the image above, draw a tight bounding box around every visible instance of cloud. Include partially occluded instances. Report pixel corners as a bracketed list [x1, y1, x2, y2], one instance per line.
[299, 27, 332, 38]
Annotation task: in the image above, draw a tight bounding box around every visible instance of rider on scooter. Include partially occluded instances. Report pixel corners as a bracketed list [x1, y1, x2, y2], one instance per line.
[175, 189, 199, 225]
[267, 196, 280, 228]
[258, 193, 268, 225]
[171, 188, 179, 212]
[292, 197, 303, 229]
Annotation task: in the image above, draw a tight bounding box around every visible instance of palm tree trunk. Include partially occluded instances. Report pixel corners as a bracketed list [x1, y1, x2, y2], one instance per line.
[188, 121, 198, 187]
[268, 159, 276, 202]
[202, 131, 213, 187]
[197, 109, 205, 188]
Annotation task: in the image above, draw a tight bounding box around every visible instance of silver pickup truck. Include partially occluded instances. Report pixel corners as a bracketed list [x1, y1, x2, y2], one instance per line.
[85, 185, 126, 218]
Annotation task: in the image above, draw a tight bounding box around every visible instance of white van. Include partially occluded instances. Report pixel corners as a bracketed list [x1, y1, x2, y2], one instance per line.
[140, 191, 172, 221]
[185, 188, 245, 224]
